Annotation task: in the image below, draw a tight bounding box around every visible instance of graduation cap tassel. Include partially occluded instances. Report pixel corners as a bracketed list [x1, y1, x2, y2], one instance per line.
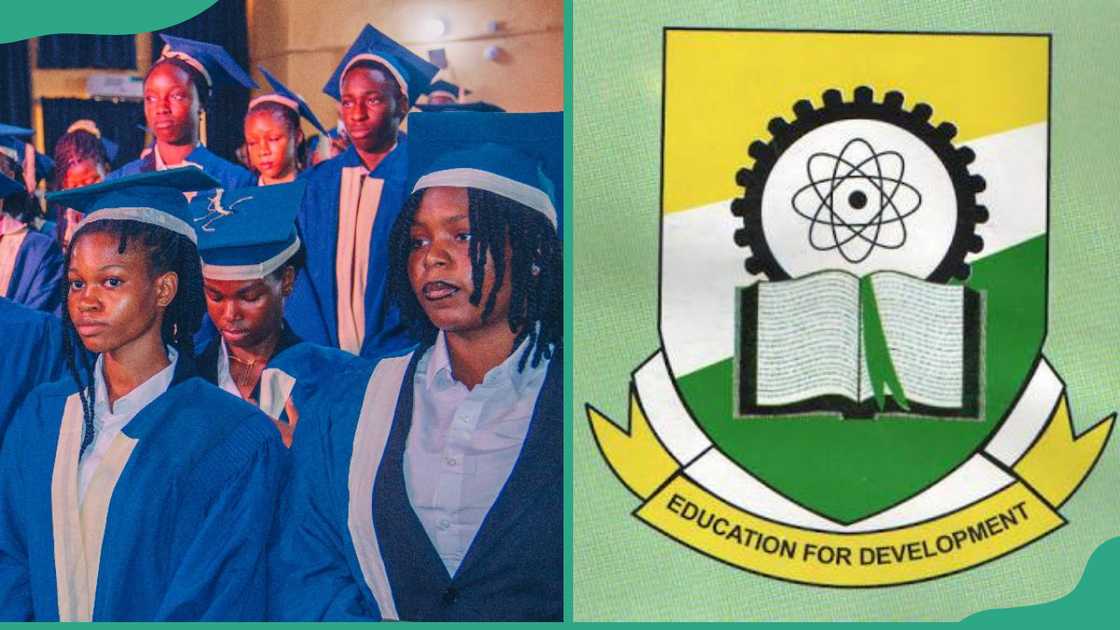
[199, 109, 208, 147]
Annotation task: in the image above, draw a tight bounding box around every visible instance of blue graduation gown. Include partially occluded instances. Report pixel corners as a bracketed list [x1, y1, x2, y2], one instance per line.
[4, 230, 63, 313]
[268, 344, 562, 621]
[0, 357, 288, 621]
[284, 139, 412, 358]
[0, 298, 63, 437]
[107, 145, 255, 191]
[196, 323, 357, 430]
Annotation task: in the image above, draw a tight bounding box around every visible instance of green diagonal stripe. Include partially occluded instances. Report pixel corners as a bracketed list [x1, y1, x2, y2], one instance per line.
[860, 275, 909, 412]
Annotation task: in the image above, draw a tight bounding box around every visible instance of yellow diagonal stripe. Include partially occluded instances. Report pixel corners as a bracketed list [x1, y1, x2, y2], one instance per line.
[664, 30, 1049, 214]
[587, 394, 679, 499]
[1013, 397, 1115, 507]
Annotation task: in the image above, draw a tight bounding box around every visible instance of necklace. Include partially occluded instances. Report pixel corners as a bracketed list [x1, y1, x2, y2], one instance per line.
[228, 352, 262, 396]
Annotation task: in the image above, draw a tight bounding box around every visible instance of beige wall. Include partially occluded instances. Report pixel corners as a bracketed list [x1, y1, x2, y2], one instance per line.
[247, 0, 564, 136]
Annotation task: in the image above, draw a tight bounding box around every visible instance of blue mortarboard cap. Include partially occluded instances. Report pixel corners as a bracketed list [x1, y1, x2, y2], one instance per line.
[323, 24, 438, 105]
[190, 181, 305, 280]
[425, 79, 464, 99]
[408, 112, 562, 229]
[416, 101, 505, 113]
[0, 134, 54, 186]
[46, 167, 221, 244]
[157, 34, 258, 90]
[253, 66, 329, 135]
[0, 171, 23, 197]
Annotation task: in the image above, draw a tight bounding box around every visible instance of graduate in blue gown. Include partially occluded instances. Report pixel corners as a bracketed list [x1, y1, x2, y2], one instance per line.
[0, 297, 64, 437]
[422, 79, 464, 105]
[0, 169, 63, 312]
[417, 81, 504, 113]
[0, 169, 287, 621]
[0, 123, 54, 195]
[244, 67, 329, 187]
[285, 24, 437, 358]
[270, 112, 563, 621]
[190, 182, 355, 446]
[107, 35, 257, 191]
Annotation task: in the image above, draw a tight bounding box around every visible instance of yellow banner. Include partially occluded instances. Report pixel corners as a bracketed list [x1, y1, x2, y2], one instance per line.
[588, 387, 1113, 586]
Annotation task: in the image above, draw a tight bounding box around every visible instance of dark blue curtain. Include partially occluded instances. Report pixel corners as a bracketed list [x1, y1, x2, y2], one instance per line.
[152, 0, 249, 164]
[40, 97, 146, 171]
[37, 35, 136, 70]
[0, 40, 32, 127]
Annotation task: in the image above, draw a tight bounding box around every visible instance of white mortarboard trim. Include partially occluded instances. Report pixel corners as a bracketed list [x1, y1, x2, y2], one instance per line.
[66, 119, 102, 138]
[201, 235, 302, 281]
[75, 207, 198, 245]
[159, 45, 213, 88]
[413, 168, 558, 227]
[249, 93, 300, 113]
[340, 53, 408, 101]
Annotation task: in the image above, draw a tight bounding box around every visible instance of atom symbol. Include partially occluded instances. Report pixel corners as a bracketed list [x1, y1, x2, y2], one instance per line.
[791, 138, 923, 264]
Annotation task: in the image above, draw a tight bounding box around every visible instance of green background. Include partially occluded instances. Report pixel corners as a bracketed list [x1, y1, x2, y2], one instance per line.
[573, 0, 1120, 622]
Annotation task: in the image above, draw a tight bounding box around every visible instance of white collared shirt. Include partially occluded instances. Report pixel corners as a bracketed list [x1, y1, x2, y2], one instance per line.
[215, 337, 243, 399]
[404, 332, 549, 576]
[78, 347, 178, 503]
[152, 142, 202, 171]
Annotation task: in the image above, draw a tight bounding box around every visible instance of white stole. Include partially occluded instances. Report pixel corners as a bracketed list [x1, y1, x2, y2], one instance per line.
[216, 340, 297, 419]
[347, 352, 412, 621]
[52, 394, 139, 621]
[335, 167, 384, 354]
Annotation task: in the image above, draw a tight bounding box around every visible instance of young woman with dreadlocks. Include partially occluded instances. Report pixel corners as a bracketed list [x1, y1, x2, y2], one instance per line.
[0, 169, 288, 621]
[269, 112, 562, 622]
[0, 161, 63, 312]
[107, 35, 256, 191]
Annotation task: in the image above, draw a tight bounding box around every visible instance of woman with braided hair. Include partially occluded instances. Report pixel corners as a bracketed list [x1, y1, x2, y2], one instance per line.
[50, 120, 113, 249]
[0, 169, 287, 621]
[269, 112, 562, 622]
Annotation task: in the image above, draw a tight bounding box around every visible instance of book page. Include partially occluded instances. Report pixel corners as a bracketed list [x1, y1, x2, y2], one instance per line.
[756, 272, 861, 405]
[868, 272, 964, 409]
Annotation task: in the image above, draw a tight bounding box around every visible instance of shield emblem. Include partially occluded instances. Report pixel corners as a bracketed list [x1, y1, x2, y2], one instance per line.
[588, 27, 1112, 587]
[659, 30, 1048, 524]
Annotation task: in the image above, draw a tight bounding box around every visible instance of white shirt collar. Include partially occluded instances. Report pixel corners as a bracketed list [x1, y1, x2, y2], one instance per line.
[153, 142, 203, 171]
[215, 337, 244, 398]
[93, 346, 179, 421]
[423, 330, 543, 396]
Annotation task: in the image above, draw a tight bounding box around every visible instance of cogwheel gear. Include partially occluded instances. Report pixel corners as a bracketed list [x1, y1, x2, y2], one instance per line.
[731, 86, 988, 282]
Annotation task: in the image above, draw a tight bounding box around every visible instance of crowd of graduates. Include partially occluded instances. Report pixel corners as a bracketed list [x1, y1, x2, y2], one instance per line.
[0, 23, 561, 621]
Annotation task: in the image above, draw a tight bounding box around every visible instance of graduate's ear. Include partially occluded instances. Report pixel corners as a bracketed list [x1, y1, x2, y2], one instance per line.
[395, 91, 410, 123]
[154, 271, 179, 309]
[280, 265, 296, 297]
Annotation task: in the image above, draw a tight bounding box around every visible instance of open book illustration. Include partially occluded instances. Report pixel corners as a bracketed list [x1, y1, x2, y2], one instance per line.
[736, 271, 983, 419]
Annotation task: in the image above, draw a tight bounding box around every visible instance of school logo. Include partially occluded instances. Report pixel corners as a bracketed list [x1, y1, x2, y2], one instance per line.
[587, 29, 1113, 586]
